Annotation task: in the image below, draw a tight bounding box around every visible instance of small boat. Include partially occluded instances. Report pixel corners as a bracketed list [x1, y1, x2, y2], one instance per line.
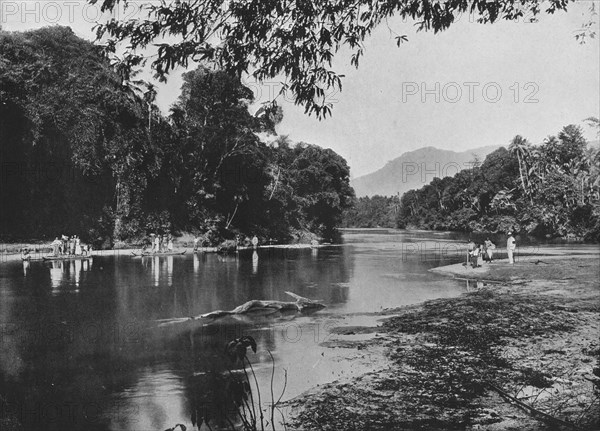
[21, 256, 45, 261]
[131, 250, 187, 257]
[42, 255, 93, 261]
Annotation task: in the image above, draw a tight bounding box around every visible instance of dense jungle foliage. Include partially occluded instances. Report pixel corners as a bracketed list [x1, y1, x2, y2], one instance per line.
[397, 127, 600, 240]
[344, 126, 600, 241]
[0, 27, 354, 247]
[341, 195, 400, 228]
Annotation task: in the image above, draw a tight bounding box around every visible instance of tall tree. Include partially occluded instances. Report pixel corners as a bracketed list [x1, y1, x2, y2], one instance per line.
[0, 26, 159, 242]
[509, 135, 532, 202]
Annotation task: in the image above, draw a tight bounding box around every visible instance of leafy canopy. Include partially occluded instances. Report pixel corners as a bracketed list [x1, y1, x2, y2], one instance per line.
[93, 0, 573, 118]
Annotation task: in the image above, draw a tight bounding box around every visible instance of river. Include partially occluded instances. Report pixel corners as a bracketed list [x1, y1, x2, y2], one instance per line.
[0, 229, 567, 430]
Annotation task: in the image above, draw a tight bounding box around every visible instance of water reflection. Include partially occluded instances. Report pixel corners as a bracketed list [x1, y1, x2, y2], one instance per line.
[0, 231, 513, 431]
[72, 259, 82, 287]
[181, 329, 254, 429]
[252, 251, 258, 274]
[22, 260, 29, 277]
[47, 258, 93, 293]
[153, 255, 160, 287]
[49, 260, 63, 289]
[465, 279, 485, 292]
[311, 247, 318, 260]
[193, 253, 200, 274]
[166, 255, 173, 287]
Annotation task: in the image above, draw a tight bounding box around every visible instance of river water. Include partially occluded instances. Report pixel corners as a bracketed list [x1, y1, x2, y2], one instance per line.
[0, 229, 553, 430]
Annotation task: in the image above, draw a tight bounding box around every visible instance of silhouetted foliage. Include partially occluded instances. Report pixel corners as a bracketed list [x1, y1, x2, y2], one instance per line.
[0, 27, 353, 245]
[93, 0, 573, 118]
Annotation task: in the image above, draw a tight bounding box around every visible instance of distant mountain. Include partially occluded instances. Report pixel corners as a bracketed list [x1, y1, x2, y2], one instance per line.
[351, 145, 500, 197]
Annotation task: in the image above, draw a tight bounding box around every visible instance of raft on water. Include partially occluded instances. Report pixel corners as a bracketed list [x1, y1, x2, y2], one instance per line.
[131, 250, 187, 257]
[21, 255, 45, 261]
[42, 255, 93, 261]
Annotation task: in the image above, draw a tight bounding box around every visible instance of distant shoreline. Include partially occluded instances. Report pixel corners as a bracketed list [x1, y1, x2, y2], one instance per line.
[0, 243, 344, 263]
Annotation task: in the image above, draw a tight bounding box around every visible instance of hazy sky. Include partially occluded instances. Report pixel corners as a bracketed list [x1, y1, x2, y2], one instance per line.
[3, 1, 599, 177]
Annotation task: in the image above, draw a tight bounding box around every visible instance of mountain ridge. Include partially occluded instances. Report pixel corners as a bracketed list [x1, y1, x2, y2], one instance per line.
[351, 145, 501, 197]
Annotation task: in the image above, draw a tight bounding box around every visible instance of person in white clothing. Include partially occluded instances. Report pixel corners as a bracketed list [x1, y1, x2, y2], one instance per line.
[51, 238, 61, 256]
[506, 232, 516, 264]
[484, 238, 495, 262]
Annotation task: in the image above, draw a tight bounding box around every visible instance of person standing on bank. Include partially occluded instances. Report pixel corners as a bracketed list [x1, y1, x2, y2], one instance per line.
[484, 238, 495, 262]
[252, 235, 259, 250]
[470, 244, 481, 268]
[466, 239, 475, 267]
[51, 238, 61, 256]
[507, 232, 516, 264]
[75, 236, 82, 255]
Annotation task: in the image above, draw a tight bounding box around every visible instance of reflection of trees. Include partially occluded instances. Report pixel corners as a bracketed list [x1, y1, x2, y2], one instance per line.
[0, 259, 143, 431]
[161, 246, 353, 318]
[226, 246, 352, 306]
[186, 370, 247, 429]
[179, 326, 255, 429]
[2, 246, 354, 430]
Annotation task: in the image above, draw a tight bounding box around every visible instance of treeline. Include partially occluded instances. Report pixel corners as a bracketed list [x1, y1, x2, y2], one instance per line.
[0, 27, 354, 247]
[396, 126, 600, 240]
[343, 125, 599, 241]
[341, 195, 400, 228]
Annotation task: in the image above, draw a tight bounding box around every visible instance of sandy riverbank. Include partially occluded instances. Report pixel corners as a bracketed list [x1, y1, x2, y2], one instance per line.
[285, 254, 600, 430]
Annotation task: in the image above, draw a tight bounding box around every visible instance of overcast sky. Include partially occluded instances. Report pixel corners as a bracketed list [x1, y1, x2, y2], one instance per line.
[3, 1, 599, 177]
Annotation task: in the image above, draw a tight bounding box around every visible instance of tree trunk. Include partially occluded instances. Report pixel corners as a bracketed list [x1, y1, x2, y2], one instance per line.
[516, 152, 531, 203]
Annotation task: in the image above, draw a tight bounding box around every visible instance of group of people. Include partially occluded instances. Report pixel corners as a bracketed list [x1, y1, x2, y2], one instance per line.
[192, 234, 260, 252]
[466, 238, 496, 268]
[466, 232, 517, 268]
[149, 233, 174, 253]
[50, 235, 91, 256]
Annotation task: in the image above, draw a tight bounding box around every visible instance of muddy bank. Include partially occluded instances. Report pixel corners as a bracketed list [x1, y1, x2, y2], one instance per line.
[285, 257, 600, 430]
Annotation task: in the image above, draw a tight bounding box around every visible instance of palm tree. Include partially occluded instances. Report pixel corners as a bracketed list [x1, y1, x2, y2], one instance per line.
[267, 135, 292, 200]
[509, 135, 532, 202]
[583, 116, 599, 138]
[528, 145, 546, 186]
[143, 83, 157, 135]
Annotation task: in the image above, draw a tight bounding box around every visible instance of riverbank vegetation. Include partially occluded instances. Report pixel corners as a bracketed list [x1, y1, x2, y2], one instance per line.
[344, 125, 600, 241]
[396, 126, 599, 240]
[341, 195, 400, 229]
[0, 27, 353, 248]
